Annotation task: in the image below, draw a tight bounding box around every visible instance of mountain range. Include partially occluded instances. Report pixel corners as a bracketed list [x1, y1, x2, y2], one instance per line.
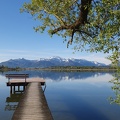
[0, 56, 107, 68]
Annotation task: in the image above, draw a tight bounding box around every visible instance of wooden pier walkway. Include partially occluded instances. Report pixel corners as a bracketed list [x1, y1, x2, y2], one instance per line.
[12, 82, 53, 120]
[6, 74, 53, 120]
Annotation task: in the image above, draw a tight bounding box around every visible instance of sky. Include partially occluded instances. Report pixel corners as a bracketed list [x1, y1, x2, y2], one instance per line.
[0, 0, 111, 65]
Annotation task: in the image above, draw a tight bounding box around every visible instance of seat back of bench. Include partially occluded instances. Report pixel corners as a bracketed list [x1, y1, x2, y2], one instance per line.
[6, 74, 29, 79]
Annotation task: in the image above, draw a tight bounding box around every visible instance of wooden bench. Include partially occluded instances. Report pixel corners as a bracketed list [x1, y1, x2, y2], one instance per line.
[6, 74, 29, 82]
[6, 74, 29, 94]
[6, 74, 46, 94]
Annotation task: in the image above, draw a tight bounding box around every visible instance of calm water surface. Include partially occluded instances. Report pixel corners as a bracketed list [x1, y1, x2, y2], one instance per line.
[0, 71, 120, 120]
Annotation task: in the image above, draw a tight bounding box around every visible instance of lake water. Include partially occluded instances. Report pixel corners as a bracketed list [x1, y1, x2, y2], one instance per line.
[0, 71, 120, 120]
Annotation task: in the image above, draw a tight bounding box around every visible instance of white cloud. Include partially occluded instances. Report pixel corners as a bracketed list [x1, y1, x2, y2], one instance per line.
[79, 54, 111, 65]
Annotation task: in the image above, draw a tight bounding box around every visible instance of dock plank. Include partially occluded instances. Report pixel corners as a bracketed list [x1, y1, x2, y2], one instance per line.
[9, 77, 45, 83]
[7, 78, 45, 86]
[12, 82, 53, 120]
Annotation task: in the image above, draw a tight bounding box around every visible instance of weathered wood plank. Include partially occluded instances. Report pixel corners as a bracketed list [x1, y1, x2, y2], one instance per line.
[12, 82, 53, 120]
[9, 78, 45, 83]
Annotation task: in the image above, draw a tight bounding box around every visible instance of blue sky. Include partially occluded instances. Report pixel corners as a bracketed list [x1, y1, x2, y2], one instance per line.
[0, 0, 111, 64]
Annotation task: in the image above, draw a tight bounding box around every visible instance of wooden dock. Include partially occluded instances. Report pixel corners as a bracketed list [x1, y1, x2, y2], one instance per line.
[6, 77, 45, 94]
[6, 74, 53, 120]
[12, 82, 53, 120]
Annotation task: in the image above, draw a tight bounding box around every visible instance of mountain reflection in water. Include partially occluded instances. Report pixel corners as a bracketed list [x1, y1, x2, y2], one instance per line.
[0, 70, 113, 81]
[0, 71, 120, 120]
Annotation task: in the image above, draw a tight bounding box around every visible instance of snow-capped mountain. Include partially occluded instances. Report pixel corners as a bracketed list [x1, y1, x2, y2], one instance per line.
[0, 57, 107, 68]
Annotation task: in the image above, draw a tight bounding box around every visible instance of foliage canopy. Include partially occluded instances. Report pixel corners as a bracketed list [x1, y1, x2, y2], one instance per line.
[21, 0, 120, 65]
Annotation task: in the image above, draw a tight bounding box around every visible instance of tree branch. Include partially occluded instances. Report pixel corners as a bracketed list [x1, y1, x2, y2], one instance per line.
[51, 0, 92, 35]
[79, 0, 92, 24]
[67, 29, 75, 48]
[51, 0, 93, 47]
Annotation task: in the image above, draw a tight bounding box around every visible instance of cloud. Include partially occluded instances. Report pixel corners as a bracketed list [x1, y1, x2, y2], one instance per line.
[78, 54, 111, 65]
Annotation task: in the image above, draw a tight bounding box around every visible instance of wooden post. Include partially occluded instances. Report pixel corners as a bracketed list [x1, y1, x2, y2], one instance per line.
[13, 86, 15, 94]
[23, 85, 25, 91]
[18, 86, 20, 91]
[10, 86, 12, 94]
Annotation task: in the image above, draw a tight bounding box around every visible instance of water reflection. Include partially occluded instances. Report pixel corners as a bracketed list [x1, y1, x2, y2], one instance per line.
[5, 75, 26, 112]
[5, 85, 25, 111]
[5, 93, 23, 111]
[0, 70, 114, 81]
[0, 71, 120, 120]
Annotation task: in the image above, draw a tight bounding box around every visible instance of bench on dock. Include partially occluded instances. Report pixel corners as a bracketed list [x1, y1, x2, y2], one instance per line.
[6, 73, 29, 83]
[6, 74, 45, 86]
[6, 74, 45, 94]
[6, 74, 29, 80]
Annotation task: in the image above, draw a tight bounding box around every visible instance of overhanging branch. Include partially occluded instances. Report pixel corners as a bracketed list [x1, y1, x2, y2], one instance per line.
[51, 0, 92, 34]
[51, 0, 92, 47]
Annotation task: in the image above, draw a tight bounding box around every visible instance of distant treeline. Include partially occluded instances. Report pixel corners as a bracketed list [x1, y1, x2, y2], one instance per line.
[33, 66, 117, 72]
[0, 65, 21, 72]
[0, 65, 118, 72]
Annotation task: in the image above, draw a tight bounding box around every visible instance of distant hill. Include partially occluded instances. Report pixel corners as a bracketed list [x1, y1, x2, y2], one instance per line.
[0, 56, 108, 68]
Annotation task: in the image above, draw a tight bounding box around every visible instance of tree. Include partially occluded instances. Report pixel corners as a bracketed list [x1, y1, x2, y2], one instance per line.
[109, 70, 120, 105]
[21, 0, 120, 65]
